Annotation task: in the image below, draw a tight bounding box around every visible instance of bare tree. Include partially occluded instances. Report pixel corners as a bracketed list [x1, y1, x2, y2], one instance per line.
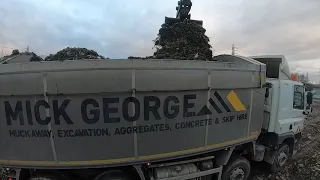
[12, 49, 19, 55]
[297, 73, 309, 84]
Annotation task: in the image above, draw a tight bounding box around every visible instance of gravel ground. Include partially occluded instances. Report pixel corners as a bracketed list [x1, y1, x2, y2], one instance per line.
[250, 100, 320, 180]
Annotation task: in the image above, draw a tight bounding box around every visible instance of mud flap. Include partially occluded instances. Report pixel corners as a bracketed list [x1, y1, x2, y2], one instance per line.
[263, 148, 277, 164]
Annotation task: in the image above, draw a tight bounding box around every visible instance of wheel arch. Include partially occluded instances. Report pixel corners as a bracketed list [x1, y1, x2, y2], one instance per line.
[214, 141, 256, 166]
[221, 155, 251, 180]
[29, 170, 71, 180]
[94, 170, 133, 180]
[19, 169, 31, 180]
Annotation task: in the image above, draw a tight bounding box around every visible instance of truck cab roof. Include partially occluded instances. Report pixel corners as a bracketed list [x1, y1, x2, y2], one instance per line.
[250, 55, 291, 81]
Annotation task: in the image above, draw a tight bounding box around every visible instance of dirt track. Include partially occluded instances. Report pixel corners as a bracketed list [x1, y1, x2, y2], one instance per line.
[250, 100, 320, 180]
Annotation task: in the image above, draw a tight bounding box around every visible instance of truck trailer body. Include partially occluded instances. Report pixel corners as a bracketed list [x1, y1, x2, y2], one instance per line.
[0, 55, 308, 180]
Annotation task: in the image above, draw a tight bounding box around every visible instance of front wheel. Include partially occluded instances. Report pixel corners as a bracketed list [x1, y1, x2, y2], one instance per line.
[94, 170, 132, 180]
[269, 144, 290, 173]
[29, 171, 70, 180]
[221, 156, 251, 180]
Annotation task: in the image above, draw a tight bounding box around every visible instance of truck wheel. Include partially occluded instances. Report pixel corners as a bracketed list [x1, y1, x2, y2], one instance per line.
[221, 156, 250, 180]
[94, 170, 132, 180]
[270, 144, 290, 173]
[29, 172, 70, 180]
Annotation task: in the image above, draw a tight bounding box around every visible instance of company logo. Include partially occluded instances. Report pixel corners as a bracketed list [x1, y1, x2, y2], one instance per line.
[3, 90, 246, 126]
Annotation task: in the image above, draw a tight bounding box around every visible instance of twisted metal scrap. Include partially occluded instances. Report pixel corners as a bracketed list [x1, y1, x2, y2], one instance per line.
[45, 47, 106, 61]
[154, 20, 212, 60]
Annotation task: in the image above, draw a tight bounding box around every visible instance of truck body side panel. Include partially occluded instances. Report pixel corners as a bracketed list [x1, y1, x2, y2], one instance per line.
[0, 57, 266, 168]
[248, 88, 266, 137]
[0, 95, 55, 162]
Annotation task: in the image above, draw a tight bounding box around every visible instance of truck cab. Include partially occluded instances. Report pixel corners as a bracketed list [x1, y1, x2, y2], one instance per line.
[250, 55, 306, 136]
[250, 55, 307, 172]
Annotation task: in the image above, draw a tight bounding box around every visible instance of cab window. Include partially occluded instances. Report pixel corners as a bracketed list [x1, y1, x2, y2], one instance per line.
[293, 85, 304, 110]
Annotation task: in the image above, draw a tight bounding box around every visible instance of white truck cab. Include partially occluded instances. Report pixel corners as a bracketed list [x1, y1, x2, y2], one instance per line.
[250, 55, 307, 172]
[250, 55, 306, 136]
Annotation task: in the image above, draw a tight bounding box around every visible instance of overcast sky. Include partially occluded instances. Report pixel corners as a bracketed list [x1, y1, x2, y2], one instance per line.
[1, 0, 320, 83]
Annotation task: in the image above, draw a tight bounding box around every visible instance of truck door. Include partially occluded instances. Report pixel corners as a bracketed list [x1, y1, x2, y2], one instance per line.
[291, 84, 305, 133]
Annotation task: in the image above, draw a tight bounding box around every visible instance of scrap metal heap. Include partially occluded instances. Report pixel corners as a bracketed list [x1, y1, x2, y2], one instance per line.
[0, 50, 43, 64]
[153, 0, 212, 60]
[1, 1, 212, 62]
[44, 47, 107, 61]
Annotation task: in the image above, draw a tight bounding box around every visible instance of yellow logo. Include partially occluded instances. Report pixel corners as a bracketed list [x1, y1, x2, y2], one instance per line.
[227, 90, 246, 112]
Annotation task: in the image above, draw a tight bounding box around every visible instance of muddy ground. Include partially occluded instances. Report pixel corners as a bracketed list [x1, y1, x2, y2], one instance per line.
[250, 100, 320, 180]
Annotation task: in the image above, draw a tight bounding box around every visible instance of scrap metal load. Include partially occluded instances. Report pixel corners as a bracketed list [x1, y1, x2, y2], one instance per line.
[0, 55, 266, 168]
[44, 47, 106, 61]
[0, 50, 42, 64]
[154, 0, 212, 60]
[154, 20, 212, 60]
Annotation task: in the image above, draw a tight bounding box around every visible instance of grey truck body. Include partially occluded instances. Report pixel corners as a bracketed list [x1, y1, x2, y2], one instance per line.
[0, 55, 266, 169]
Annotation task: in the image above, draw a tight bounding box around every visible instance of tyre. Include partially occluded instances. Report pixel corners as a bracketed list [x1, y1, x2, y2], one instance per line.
[29, 171, 70, 180]
[221, 156, 251, 180]
[269, 144, 290, 173]
[94, 170, 132, 180]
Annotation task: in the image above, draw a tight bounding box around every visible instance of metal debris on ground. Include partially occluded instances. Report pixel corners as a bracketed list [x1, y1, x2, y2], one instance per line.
[153, 19, 213, 60]
[127, 56, 155, 59]
[44, 47, 107, 61]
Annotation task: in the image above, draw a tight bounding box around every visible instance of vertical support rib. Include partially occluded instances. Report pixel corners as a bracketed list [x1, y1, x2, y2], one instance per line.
[205, 71, 211, 148]
[132, 69, 138, 159]
[43, 73, 58, 163]
[247, 89, 254, 138]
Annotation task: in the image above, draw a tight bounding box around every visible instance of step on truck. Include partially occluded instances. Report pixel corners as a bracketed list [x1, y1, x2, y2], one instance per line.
[0, 55, 311, 180]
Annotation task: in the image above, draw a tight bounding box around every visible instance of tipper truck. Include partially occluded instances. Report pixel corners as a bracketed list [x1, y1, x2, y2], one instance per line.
[0, 55, 312, 180]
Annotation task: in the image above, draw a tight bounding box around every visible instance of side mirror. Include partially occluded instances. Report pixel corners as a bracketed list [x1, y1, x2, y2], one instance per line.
[265, 88, 269, 98]
[263, 83, 272, 99]
[307, 92, 313, 105]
